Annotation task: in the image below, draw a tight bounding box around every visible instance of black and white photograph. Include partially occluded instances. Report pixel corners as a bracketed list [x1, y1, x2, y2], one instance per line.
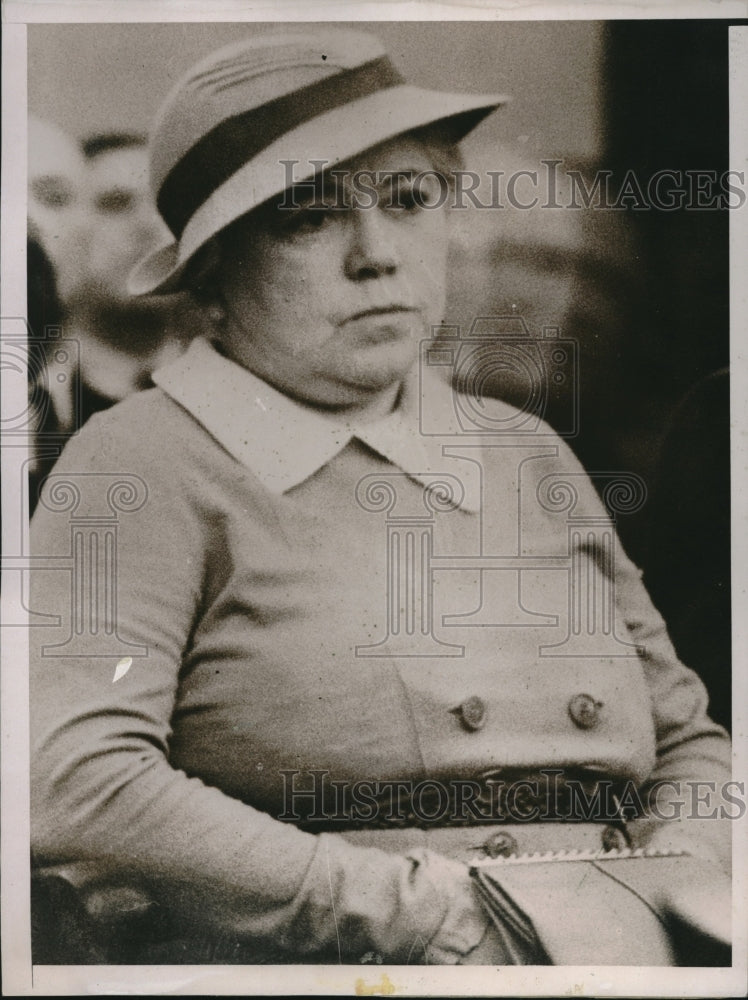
[1, 3, 747, 996]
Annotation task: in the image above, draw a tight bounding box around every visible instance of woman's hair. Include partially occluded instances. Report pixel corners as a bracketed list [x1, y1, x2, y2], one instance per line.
[182, 126, 463, 307]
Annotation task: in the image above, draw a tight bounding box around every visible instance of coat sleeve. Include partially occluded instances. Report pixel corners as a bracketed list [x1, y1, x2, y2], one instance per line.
[29, 408, 488, 963]
[538, 433, 732, 870]
[609, 527, 733, 871]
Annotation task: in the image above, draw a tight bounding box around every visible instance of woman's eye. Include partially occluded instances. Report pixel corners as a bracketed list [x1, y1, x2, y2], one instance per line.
[95, 189, 135, 215]
[278, 206, 337, 237]
[31, 176, 75, 210]
[384, 178, 433, 213]
[396, 186, 421, 211]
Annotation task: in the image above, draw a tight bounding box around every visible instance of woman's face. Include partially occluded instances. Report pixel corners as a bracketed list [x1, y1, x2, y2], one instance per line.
[215, 136, 451, 415]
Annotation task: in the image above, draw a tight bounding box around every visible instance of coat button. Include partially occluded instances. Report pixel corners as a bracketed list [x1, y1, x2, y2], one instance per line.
[601, 826, 630, 852]
[458, 696, 487, 731]
[481, 831, 518, 859]
[568, 693, 603, 729]
[512, 784, 537, 817]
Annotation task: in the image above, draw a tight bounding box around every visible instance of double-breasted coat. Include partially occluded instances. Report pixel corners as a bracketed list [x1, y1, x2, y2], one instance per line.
[30, 336, 731, 964]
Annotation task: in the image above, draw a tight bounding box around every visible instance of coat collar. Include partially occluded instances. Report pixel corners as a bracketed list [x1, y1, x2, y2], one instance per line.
[152, 336, 479, 512]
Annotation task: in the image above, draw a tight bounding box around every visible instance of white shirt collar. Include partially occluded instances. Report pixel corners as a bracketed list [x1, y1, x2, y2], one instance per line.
[152, 336, 479, 512]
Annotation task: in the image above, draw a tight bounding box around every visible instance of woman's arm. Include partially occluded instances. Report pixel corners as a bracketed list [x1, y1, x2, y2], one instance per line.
[607, 539, 733, 870]
[30, 402, 488, 963]
[538, 433, 732, 869]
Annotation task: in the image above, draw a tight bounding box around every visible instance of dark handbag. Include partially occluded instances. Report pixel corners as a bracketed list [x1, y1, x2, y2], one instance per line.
[470, 847, 732, 966]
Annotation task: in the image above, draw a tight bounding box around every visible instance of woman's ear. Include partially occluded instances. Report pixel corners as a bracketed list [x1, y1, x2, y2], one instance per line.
[202, 299, 225, 327]
[182, 238, 228, 326]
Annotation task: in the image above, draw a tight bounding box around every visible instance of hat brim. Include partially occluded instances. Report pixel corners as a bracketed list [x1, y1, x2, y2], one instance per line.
[128, 84, 508, 296]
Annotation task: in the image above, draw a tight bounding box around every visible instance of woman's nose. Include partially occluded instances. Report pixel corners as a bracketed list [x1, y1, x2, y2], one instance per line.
[344, 208, 399, 281]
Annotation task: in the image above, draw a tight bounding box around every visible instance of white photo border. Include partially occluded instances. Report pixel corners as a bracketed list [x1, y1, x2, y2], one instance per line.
[2, 3, 746, 996]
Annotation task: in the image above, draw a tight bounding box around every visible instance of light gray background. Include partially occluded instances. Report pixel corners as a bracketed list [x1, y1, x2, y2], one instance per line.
[28, 21, 604, 161]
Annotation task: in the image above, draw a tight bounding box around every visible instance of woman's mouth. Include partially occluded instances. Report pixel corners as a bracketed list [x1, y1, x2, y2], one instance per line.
[344, 305, 417, 324]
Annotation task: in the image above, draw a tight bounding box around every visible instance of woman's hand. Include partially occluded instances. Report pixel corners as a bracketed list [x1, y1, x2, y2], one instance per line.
[457, 919, 541, 965]
[457, 921, 508, 965]
[657, 850, 732, 947]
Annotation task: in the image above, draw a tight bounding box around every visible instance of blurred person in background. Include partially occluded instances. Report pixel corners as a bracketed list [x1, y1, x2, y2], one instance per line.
[62, 132, 195, 420]
[28, 116, 88, 304]
[26, 124, 198, 509]
[26, 229, 65, 513]
[27, 119, 87, 510]
[82, 133, 169, 305]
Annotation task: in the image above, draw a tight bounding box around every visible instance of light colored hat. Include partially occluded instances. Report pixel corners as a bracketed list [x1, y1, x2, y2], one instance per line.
[128, 28, 507, 295]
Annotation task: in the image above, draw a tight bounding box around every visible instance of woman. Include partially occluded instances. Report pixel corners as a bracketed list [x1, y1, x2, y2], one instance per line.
[30, 28, 731, 966]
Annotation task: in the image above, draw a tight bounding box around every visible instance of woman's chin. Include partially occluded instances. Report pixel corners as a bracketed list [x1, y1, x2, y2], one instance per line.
[341, 359, 417, 396]
[293, 366, 411, 414]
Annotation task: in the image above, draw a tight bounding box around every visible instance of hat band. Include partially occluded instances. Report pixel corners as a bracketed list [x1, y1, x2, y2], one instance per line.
[157, 55, 405, 239]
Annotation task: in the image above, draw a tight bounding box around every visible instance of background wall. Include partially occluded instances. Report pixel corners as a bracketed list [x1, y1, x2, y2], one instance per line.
[28, 20, 605, 162]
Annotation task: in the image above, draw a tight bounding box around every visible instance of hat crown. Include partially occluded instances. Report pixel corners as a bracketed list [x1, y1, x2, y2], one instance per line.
[150, 29, 386, 198]
[130, 27, 505, 295]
